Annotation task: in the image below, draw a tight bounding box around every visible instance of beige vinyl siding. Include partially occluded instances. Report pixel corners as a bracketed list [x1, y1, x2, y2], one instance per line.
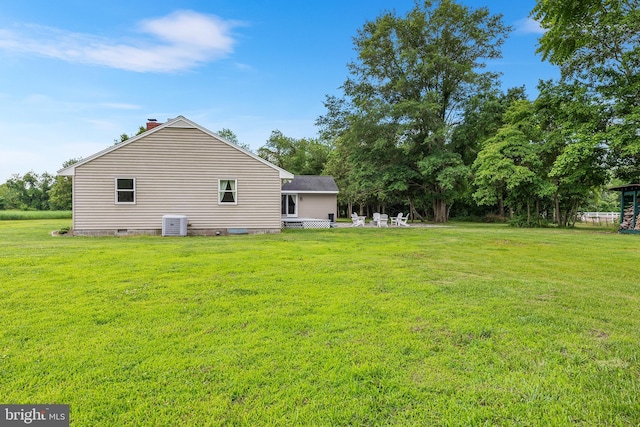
[297, 194, 337, 219]
[72, 127, 282, 232]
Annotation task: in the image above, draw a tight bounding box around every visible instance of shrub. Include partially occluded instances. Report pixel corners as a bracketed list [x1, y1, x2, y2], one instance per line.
[483, 213, 507, 223]
[508, 214, 552, 228]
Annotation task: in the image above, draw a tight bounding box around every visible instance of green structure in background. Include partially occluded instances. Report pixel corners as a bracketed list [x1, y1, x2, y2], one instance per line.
[611, 184, 640, 234]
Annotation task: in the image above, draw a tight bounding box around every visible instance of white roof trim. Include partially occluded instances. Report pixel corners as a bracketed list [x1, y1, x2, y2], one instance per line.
[57, 115, 294, 179]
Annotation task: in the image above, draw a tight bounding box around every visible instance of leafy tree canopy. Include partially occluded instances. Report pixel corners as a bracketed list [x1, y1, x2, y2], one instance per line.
[319, 0, 511, 222]
[532, 0, 640, 180]
[257, 130, 330, 176]
[217, 128, 252, 152]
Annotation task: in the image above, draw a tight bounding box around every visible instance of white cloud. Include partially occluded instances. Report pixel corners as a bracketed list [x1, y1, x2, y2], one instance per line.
[141, 11, 235, 49]
[514, 18, 546, 35]
[0, 11, 239, 72]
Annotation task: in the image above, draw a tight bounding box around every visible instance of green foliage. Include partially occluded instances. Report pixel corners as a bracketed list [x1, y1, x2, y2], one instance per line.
[451, 86, 527, 166]
[472, 99, 544, 223]
[507, 214, 550, 228]
[114, 133, 129, 145]
[48, 176, 73, 211]
[1, 220, 640, 425]
[320, 0, 511, 222]
[348, 0, 509, 124]
[1, 171, 54, 210]
[113, 125, 150, 145]
[0, 183, 7, 210]
[535, 80, 610, 226]
[585, 185, 622, 212]
[532, 0, 638, 74]
[257, 130, 330, 175]
[217, 128, 252, 152]
[216, 128, 238, 143]
[473, 120, 539, 206]
[473, 80, 611, 227]
[322, 138, 356, 210]
[1, 159, 78, 212]
[532, 0, 640, 181]
[482, 213, 507, 223]
[417, 150, 470, 222]
[48, 159, 79, 211]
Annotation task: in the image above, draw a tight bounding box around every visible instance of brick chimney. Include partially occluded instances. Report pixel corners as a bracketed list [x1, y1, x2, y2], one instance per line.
[146, 119, 161, 131]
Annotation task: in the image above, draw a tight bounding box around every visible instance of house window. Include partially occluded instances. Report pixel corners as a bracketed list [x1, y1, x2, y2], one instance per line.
[219, 179, 237, 204]
[115, 178, 135, 204]
[281, 194, 297, 217]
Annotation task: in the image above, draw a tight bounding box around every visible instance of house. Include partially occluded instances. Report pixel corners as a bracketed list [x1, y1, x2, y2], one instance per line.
[281, 175, 338, 221]
[58, 116, 294, 236]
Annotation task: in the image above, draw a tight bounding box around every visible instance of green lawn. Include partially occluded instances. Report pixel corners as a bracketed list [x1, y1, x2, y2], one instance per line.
[1, 220, 639, 426]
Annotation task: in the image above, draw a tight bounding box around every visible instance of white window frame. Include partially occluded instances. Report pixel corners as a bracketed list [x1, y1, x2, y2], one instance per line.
[218, 179, 237, 205]
[115, 177, 136, 204]
[281, 193, 298, 217]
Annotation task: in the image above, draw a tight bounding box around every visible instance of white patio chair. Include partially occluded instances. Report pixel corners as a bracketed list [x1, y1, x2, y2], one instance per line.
[397, 213, 410, 226]
[378, 214, 389, 227]
[351, 213, 365, 227]
[391, 213, 410, 226]
[370, 213, 380, 227]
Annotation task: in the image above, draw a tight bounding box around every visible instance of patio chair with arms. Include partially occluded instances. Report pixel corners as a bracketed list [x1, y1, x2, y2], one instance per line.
[370, 212, 381, 227]
[351, 213, 365, 227]
[391, 213, 410, 227]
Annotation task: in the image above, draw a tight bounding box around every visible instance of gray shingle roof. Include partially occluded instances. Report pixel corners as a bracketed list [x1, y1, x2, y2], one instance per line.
[282, 175, 338, 193]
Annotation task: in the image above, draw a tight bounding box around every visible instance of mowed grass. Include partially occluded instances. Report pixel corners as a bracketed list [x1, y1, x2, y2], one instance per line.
[1, 220, 639, 426]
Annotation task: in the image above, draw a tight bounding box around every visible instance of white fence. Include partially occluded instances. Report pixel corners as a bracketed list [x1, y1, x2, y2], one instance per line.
[579, 212, 620, 225]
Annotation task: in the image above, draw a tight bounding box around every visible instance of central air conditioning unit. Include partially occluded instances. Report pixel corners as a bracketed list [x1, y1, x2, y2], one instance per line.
[162, 215, 188, 236]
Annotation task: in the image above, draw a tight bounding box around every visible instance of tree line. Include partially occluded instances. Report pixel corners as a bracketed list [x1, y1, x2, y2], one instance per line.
[2, 0, 636, 226]
[0, 159, 78, 211]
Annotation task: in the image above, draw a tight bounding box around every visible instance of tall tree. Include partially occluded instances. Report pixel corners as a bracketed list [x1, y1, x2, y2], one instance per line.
[532, 0, 640, 181]
[257, 130, 330, 175]
[451, 86, 527, 166]
[323, 0, 511, 222]
[1, 172, 53, 210]
[474, 80, 611, 227]
[472, 100, 546, 223]
[49, 158, 79, 210]
[534, 80, 610, 226]
[322, 136, 357, 216]
[217, 128, 252, 152]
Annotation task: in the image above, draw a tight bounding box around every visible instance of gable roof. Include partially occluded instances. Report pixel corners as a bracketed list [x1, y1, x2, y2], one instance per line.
[281, 175, 338, 194]
[57, 115, 294, 179]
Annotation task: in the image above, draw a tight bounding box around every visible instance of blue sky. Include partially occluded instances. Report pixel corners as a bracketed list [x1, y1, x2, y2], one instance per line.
[0, 0, 558, 182]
